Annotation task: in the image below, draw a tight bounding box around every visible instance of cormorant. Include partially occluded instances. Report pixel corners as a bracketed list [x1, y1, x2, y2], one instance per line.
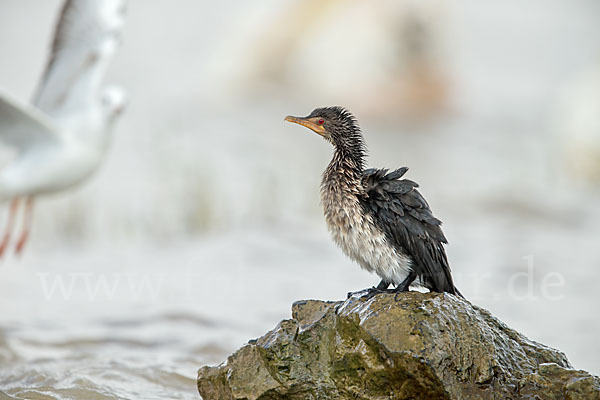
[285, 106, 462, 298]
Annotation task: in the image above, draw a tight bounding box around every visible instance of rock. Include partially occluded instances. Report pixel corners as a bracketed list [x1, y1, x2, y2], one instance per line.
[197, 292, 600, 399]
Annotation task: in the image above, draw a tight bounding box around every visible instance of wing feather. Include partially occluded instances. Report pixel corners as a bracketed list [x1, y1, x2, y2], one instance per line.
[361, 168, 457, 293]
[33, 0, 127, 114]
[0, 91, 60, 150]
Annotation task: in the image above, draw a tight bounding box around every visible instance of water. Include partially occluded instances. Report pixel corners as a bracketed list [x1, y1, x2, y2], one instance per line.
[1, 213, 599, 399]
[1, 0, 599, 398]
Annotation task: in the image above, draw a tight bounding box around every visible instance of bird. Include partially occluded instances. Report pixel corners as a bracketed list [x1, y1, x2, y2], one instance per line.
[285, 106, 462, 298]
[0, 0, 128, 256]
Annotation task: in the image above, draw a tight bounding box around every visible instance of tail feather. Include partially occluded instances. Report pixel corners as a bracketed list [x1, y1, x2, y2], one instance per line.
[452, 286, 465, 299]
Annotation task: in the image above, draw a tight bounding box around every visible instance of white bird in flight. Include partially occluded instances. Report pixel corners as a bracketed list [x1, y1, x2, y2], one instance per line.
[0, 0, 128, 256]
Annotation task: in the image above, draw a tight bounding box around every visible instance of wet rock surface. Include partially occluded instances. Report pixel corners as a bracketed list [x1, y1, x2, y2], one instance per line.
[197, 292, 600, 399]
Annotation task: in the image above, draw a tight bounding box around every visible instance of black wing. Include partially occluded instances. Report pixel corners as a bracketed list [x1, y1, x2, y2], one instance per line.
[361, 167, 458, 294]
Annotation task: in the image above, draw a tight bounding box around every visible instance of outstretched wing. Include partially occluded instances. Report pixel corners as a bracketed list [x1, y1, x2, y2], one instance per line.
[361, 167, 458, 294]
[33, 0, 127, 115]
[0, 90, 61, 150]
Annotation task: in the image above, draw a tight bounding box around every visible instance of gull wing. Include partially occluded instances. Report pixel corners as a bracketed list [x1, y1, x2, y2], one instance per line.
[0, 90, 61, 150]
[33, 0, 127, 115]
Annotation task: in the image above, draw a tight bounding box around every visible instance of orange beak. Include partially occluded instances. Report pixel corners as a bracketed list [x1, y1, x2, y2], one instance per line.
[285, 115, 327, 136]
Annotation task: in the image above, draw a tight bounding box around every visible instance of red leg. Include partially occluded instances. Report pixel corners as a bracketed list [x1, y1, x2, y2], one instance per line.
[15, 197, 34, 256]
[0, 198, 20, 257]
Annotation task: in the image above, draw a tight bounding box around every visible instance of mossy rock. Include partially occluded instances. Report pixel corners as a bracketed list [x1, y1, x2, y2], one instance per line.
[198, 292, 599, 400]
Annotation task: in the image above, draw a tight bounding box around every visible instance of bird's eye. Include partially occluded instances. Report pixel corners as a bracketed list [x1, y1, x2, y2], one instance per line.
[318, 119, 325, 125]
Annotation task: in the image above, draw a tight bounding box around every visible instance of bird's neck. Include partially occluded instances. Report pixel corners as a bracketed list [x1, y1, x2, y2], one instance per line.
[322, 146, 365, 194]
[320, 147, 365, 233]
[333, 145, 364, 172]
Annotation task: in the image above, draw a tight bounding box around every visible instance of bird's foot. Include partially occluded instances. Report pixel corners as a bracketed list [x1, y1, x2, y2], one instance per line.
[347, 286, 389, 300]
[14, 232, 29, 256]
[0, 237, 9, 258]
[391, 284, 411, 301]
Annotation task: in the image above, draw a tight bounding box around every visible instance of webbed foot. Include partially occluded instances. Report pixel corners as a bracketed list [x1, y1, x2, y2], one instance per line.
[347, 280, 392, 300]
[391, 271, 417, 300]
[392, 283, 411, 301]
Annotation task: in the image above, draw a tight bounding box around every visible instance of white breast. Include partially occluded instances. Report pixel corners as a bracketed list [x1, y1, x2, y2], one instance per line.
[321, 182, 412, 286]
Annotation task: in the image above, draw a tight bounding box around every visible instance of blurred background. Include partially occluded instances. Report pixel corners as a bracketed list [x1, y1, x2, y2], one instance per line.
[1, 0, 599, 399]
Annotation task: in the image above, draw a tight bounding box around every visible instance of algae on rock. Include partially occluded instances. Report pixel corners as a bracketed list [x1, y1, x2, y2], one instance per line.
[198, 292, 600, 400]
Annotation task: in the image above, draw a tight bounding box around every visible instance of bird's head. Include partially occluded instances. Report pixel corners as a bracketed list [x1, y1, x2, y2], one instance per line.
[285, 106, 365, 152]
[101, 86, 127, 128]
